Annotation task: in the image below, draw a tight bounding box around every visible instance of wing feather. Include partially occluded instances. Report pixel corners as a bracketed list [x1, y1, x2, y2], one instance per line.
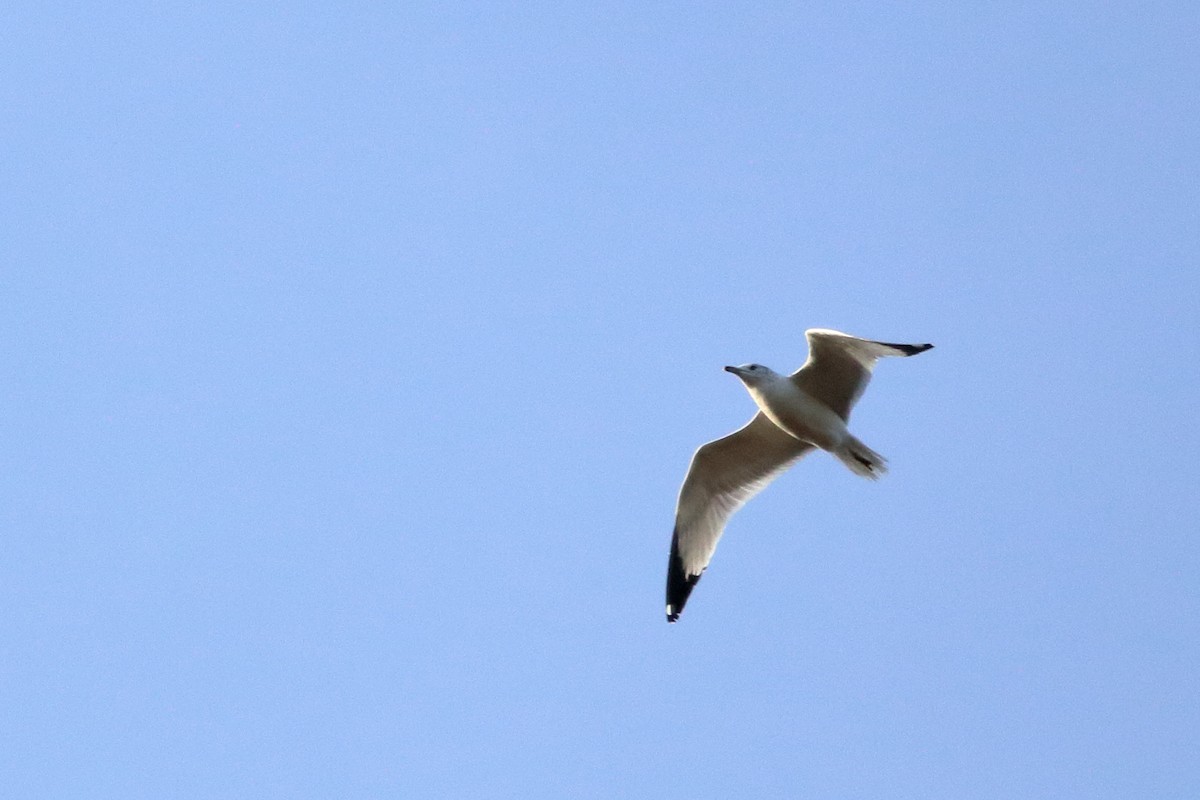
[790, 328, 933, 420]
[666, 413, 812, 621]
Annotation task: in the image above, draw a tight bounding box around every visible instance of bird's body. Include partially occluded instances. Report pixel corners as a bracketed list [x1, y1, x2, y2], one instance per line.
[737, 367, 847, 451]
[665, 329, 934, 623]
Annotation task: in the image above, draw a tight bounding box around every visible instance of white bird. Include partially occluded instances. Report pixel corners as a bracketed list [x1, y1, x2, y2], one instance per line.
[665, 329, 934, 622]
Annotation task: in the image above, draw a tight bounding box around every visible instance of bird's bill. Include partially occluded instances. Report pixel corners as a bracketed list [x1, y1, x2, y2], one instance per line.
[723, 365, 741, 375]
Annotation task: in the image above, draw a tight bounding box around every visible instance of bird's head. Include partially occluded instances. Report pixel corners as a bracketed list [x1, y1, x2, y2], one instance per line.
[724, 363, 779, 387]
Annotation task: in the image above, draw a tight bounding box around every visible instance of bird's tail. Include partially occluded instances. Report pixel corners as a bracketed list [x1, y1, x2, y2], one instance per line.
[834, 436, 888, 480]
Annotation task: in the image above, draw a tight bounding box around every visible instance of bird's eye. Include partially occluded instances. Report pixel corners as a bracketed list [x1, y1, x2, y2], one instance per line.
[749, 365, 758, 371]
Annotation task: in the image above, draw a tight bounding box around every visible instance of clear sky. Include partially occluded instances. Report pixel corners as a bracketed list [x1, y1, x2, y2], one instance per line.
[3, 2, 1198, 798]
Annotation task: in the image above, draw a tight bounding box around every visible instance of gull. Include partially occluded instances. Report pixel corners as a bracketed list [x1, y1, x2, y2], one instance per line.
[665, 329, 934, 623]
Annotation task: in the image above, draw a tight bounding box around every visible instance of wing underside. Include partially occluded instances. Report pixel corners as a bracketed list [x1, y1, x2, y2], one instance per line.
[666, 413, 812, 622]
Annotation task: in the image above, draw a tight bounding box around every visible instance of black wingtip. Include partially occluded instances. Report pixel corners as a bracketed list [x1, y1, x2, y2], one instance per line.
[665, 527, 703, 623]
[880, 341, 934, 356]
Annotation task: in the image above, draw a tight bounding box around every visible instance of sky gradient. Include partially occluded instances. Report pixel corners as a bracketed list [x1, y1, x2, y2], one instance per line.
[3, 3, 1198, 798]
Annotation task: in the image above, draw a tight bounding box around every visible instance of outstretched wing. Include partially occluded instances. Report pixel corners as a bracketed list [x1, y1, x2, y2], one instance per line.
[666, 413, 813, 622]
[791, 328, 933, 420]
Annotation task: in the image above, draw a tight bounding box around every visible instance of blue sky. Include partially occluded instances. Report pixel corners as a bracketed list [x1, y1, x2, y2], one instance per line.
[3, 2, 1198, 797]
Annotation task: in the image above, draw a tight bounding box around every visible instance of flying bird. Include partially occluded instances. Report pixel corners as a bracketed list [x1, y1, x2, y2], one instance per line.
[665, 328, 934, 623]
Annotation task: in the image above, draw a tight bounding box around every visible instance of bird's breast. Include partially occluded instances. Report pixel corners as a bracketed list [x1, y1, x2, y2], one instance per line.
[751, 384, 847, 451]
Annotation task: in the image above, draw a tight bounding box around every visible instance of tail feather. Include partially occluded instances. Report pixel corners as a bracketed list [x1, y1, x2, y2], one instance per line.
[835, 436, 888, 479]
